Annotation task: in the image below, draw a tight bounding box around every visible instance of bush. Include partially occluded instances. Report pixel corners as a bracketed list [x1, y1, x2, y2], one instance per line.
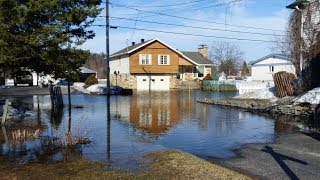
[203, 74, 213, 80]
[84, 74, 98, 87]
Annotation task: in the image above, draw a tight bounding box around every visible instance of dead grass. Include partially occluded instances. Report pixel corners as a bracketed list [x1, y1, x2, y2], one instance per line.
[139, 150, 251, 180]
[10, 129, 41, 144]
[0, 150, 251, 180]
[0, 158, 133, 180]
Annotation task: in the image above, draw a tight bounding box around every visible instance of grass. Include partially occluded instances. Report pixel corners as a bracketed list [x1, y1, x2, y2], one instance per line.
[0, 150, 251, 180]
[141, 150, 251, 180]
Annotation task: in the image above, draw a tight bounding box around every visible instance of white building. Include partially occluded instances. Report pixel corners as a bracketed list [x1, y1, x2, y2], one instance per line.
[251, 54, 296, 82]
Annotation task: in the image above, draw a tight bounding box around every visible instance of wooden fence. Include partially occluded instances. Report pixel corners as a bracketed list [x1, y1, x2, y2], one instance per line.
[273, 72, 295, 98]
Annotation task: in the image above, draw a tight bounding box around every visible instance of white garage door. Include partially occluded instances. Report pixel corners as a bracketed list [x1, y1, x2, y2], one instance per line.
[137, 76, 170, 91]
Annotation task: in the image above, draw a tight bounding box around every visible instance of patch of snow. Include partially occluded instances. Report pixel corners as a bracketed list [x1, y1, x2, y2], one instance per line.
[73, 82, 90, 94]
[234, 87, 278, 101]
[24, 111, 36, 117]
[294, 87, 320, 105]
[86, 84, 107, 93]
[73, 82, 85, 88]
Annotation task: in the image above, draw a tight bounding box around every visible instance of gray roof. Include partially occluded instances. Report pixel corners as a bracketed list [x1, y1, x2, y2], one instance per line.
[250, 53, 292, 65]
[110, 39, 153, 57]
[181, 52, 213, 65]
[80, 67, 97, 74]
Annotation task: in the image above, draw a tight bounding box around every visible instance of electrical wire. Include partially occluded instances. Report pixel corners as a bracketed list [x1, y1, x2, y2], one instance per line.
[111, 0, 207, 8]
[105, 16, 284, 36]
[91, 24, 284, 43]
[105, 2, 287, 32]
[142, 0, 241, 15]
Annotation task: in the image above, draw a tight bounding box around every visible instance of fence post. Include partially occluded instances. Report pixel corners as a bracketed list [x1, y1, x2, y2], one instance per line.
[1, 99, 9, 125]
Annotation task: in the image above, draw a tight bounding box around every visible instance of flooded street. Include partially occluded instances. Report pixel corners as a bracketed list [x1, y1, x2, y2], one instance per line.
[0, 90, 316, 171]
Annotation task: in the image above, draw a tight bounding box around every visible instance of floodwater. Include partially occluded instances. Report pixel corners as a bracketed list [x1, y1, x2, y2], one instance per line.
[0, 90, 317, 171]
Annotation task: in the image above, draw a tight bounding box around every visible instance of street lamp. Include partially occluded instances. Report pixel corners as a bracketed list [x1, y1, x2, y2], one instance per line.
[286, 0, 309, 10]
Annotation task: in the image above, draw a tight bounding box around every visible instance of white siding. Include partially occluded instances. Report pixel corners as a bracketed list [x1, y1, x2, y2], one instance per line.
[252, 64, 295, 81]
[110, 55, 130, 74]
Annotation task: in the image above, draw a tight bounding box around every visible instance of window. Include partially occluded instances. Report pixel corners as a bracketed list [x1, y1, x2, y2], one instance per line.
[269, 66, 274, 72]
[158, 55, 170, 65]
[139, 54, 152, 65]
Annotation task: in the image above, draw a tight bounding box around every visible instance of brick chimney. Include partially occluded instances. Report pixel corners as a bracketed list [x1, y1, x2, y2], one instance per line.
[198, 44, 208, 58]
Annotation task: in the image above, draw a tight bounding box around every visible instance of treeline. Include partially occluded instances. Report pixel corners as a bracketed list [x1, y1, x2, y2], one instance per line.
[84, 53, 107, 79]
[0, 0, 102, 81]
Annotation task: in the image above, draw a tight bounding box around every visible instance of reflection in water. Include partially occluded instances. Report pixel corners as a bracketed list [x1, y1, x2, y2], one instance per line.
[129, 92, 180, 137]
[106, 95, 111, 162]
[1, 91, 319, 170]
[50, 106, 63, 130]
[0, 95, 86, 163]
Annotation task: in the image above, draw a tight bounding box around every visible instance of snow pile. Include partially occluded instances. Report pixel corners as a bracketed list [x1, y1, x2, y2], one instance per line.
[72, 82, 90, 94]
[234, 87, 278, 101]
[73, 82, 85, 88]
[294, 87, 320, 105]
[85, 84, 106, 93]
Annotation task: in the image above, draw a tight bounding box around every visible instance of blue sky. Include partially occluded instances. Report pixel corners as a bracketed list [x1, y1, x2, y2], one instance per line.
[81, 0, 296, 62]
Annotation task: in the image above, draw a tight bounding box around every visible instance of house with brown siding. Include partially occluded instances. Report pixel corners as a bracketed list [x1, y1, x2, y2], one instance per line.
[110, 38, 213, 91]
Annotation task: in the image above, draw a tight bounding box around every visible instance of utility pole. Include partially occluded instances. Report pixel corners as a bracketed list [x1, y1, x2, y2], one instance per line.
[106, 0, 110, 95]
[106, 0, 111, 163]
[286, 0, 310, 73]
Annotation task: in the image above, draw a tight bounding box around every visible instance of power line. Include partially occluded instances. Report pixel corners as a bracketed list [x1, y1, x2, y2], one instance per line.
[135, 1, 218, 19]
[92, 24, 284, 43]
[110, 0, 207, 8]
[106, 16, 284, 36]
[143, 0, 241, 15]
[106, 2, 287, 32]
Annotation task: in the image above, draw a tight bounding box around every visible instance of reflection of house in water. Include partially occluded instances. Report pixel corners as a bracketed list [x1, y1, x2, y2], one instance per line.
[129, 92, 180, 136]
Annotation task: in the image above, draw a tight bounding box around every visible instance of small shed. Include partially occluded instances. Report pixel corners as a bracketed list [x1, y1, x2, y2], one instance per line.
[79, 67, 97, 82]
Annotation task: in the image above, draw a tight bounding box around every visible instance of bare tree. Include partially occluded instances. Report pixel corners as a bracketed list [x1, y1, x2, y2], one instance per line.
[270, 29, 294, 57]
[209, 41, 244, 77]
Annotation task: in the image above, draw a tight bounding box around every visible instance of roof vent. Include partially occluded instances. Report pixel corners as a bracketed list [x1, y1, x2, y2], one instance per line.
[132, 42, 135, 46]
[141, 39, 145, 43]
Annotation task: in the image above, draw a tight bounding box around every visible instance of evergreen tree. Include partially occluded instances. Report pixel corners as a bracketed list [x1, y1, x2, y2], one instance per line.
[0, 0, 102, 79]
[241, 61, 250, 77]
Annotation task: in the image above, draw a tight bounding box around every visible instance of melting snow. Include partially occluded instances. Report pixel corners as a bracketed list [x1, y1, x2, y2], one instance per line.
[294, 87, 320, 105]
[234, 87, 278, 101]
[86, 84, 107, 93]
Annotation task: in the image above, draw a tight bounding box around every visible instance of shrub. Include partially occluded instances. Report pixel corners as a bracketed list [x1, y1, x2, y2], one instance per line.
[203, 74, 213, 80]
[84, 74, 98, 87]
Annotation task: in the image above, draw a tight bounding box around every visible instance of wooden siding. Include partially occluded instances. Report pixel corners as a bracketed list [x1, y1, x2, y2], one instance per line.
[129, 41, 189, 74]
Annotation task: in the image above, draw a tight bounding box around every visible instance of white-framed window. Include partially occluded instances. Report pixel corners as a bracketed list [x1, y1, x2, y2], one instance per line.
[158, 55, 170, 65]
[139, 54, 152, 65]
[269, 66, 274, 72]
